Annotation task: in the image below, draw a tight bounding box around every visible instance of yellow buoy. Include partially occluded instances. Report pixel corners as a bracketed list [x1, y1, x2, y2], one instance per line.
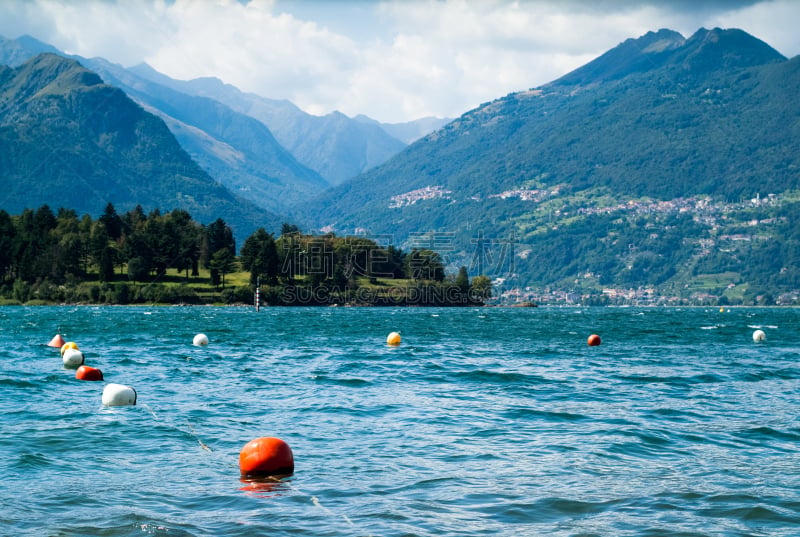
[60, 341, 79, 356]
[386, 332, 401, 346]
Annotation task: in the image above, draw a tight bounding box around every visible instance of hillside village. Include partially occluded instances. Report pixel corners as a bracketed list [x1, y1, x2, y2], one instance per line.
[493, 190, 796, 306]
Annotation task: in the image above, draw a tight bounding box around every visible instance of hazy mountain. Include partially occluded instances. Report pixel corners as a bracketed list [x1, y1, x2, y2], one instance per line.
[301, 28, 800, 300]
[0, 34, 60, 65]
[352, 114, 452, 144]
[0, 35, 328, 215]
[80, 57, 329, 213]
[0, 34, 447, 207]
[0, 53, 281, 241]
[128, 65, 426, 184]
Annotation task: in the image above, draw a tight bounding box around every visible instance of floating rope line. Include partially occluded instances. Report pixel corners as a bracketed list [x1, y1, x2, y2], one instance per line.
[142, 403, 212, 452]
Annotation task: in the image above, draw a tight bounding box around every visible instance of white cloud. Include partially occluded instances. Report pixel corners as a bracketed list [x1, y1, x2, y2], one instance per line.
[0, 0, 798, 123]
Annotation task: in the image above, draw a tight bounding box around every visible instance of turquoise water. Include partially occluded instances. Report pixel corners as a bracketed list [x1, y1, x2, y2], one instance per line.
[1, 306, 799, 536]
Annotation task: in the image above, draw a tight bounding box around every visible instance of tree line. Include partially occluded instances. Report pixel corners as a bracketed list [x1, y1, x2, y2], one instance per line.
[240, 225, 491, 306]
[0, 204, 491, 306]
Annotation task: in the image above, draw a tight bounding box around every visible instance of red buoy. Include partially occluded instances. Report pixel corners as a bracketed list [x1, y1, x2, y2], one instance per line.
[239, 437, 294, 478]
[587, 334, 602, 346]
[75, 365, 103, 381]
[48, 334, 65, 348]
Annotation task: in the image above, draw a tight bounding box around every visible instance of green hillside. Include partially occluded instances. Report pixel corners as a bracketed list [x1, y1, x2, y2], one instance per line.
[300, 28, 800, 303]
[0, 53, 280, 242]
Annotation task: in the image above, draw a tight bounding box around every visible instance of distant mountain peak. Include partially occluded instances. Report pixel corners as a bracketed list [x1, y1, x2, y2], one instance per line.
[548, 28, 685, 87]
[548, 27, 784, 88]
[12, 34, 60, 52]
[677, 27, 786, 72]
[0, 34, 60, 67]
[639, 28, 686, 53]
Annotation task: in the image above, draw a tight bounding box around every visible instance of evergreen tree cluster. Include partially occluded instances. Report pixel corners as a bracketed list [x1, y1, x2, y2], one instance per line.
[239, 229, 491, 306]
[0, 204, 491, 306]
[0, 203, 235, 304]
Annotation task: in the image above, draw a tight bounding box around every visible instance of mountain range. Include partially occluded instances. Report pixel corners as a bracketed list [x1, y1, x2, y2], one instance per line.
[1, 28, 799, 303]
[0, 34, 448, 215]
[125, 64, 435, 185]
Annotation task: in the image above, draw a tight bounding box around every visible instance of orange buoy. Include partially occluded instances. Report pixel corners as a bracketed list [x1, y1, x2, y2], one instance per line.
[48, 334, 66, 348]
[239, 437, 294, 478]
[75, 365, 103, 381]
[587, 334, 602, 346]
[386, 332, 401, 346]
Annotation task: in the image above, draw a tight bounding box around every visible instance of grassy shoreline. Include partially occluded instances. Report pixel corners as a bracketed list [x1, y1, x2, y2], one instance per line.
[0, 267, 488, 307]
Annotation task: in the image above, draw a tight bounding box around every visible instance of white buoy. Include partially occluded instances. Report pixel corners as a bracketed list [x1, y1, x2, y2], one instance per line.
[753, 329, 766, 343]
[102, 383, 137, 406]
[62, 348, 85, 369]
[193, 333, 209, 346]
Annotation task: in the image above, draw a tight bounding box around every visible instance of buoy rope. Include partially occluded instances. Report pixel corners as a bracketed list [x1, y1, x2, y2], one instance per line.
[142, 401, 369, 533]
[310, 494, 355, 527]
[142, 403, 212, 452]
[243, 471, 365, 532]
[186, 421, 212, 452]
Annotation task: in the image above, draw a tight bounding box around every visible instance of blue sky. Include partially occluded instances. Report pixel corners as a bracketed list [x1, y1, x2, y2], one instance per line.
[1, 0, 798, 123]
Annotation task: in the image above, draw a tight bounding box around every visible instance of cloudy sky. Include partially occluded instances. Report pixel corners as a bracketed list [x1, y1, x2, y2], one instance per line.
[1, 0, 798, 123]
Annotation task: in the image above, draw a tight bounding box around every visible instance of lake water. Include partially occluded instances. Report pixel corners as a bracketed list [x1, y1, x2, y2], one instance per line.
[1, 306, 799, 536]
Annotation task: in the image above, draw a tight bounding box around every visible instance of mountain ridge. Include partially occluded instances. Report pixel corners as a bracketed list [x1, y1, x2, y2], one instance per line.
[127, 63, 448, 185]
[81, 56, 329, 213]
[547, 27, 786, 89]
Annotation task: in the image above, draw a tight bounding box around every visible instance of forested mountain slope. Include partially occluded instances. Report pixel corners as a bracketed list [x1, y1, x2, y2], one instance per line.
[302, 28, 800, 302]
[0, 53, 279, 241]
